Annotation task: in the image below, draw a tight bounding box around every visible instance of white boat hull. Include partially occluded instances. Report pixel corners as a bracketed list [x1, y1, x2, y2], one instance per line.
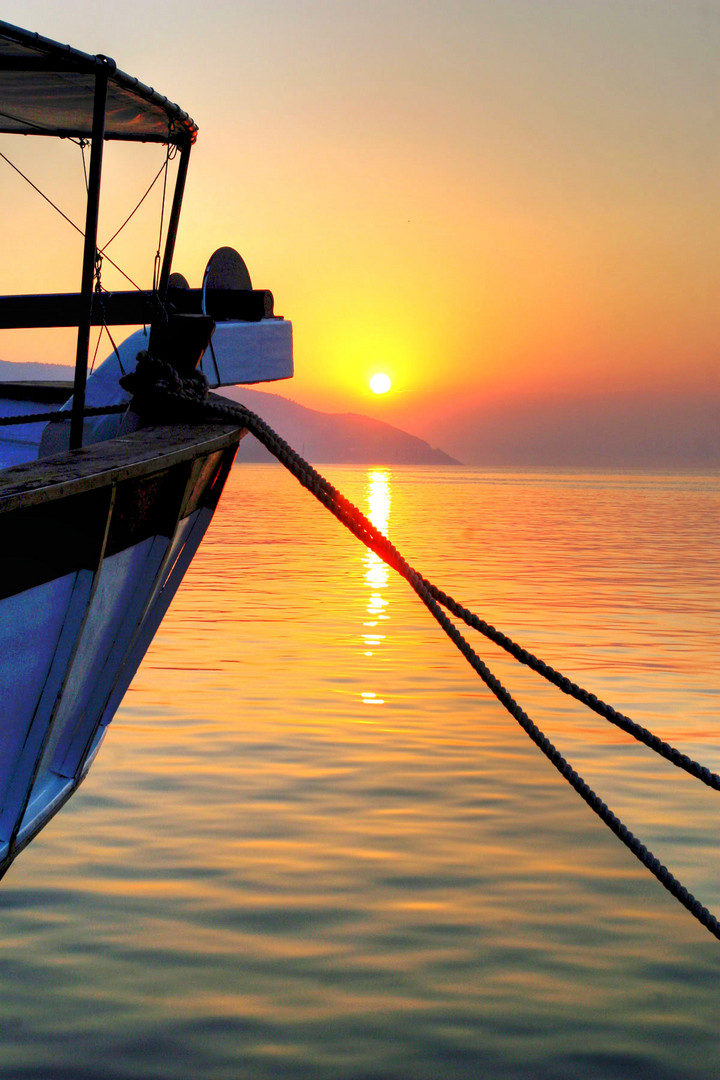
[0, 419, 244, 875]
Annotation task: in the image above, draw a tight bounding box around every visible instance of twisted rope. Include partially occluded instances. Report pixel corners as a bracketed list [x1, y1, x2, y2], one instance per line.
[0, 404, 127, 427]
[125, 353, 720, 940]
[202, 395, 720, 779]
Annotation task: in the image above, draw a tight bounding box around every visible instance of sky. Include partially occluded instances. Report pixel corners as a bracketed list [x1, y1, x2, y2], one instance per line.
[0, 1, 718, 463]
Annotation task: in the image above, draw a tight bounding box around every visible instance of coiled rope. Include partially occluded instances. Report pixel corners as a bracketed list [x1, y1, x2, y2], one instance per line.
[121, 352, 720, 939]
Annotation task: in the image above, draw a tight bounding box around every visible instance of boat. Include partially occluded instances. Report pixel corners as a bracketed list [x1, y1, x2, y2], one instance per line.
[0, 20, 293, 877]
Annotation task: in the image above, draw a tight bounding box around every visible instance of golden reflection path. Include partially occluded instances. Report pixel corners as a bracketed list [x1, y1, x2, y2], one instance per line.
[361, 470, 391, 705]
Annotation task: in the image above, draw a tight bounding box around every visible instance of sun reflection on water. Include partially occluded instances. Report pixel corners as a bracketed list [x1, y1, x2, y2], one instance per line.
[361, 470, 391, 697]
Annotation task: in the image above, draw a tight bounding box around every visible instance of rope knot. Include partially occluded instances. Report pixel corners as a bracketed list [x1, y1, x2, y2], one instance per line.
[119, 350, 209, 421]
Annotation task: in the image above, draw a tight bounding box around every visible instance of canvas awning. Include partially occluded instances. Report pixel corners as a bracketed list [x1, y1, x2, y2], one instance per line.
[0, 20, 197, 144]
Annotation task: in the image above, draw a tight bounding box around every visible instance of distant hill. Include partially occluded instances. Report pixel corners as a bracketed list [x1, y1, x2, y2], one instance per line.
[0, 359, 75, 382]
[220, 386, 460, 465]
[0, 361, 459, 465]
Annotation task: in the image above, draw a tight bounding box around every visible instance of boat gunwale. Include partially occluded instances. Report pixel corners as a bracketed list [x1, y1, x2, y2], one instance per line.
[0, 418, 245, 514]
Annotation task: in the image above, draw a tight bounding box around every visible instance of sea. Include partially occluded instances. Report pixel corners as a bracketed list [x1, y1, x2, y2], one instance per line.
[0, 464, 718, 1080]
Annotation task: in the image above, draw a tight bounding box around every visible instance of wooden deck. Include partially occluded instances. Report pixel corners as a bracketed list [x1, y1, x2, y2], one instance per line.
[0, 420, 246, 512]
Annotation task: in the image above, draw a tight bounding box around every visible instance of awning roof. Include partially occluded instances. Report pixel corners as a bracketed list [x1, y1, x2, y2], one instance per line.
[0, 20, 197, 145]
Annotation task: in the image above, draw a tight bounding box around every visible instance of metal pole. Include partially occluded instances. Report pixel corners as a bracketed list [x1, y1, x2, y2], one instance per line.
[70, 62, 110, 450]
[157, 137, 192, 302]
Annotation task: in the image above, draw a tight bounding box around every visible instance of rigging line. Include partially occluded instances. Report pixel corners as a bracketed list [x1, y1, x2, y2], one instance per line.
[0, 148, 150, 295]
[79, 138, 89, 194]
[87, 317, 126, 376]
[0, 149, 83, 236]
[101, 155, 169, 252]
[152, 254, 161, 296]
[95, 252, 144, 294]
[102, 321, 127, 376]
[152, 146, 171, 293]
[89, 323, 103, 375]
[89, 259, 106, 377]
[206, 337, 222, 387]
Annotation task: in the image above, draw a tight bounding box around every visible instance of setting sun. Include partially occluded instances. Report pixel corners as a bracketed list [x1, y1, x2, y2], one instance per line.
[369, 373, 392, 395]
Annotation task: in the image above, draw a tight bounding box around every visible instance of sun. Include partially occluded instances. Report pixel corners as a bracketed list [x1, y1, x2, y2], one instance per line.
[369, 372, 392, 394]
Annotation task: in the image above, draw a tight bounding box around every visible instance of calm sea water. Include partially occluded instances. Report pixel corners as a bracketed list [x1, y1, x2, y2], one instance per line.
[0, 464, 718, 1080]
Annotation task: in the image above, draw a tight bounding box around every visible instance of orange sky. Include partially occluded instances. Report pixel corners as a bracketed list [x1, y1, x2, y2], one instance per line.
[1, 1, 718, 456]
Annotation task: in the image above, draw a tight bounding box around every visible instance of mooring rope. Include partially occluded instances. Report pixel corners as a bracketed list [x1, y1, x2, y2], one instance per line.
[35, 351, 720, 940]
[152, 376, 718, 789]
[183, 387, 720, 940]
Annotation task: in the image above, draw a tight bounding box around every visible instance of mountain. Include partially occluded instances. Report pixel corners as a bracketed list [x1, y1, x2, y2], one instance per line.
[217, 386, 460, 465]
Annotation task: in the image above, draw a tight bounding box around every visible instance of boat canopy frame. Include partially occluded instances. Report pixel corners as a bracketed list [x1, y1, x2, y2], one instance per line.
[0, 21, 198, 144]
[0, 19, 198, 447]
